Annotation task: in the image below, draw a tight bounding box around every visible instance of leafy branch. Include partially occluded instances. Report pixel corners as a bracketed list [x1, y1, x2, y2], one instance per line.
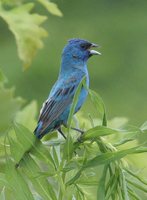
[0, 73, 146, 199]
[0, 0, 62, 69]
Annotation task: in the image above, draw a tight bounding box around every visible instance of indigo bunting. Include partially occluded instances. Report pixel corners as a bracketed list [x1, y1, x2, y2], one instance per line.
[34, 39, 101, 139]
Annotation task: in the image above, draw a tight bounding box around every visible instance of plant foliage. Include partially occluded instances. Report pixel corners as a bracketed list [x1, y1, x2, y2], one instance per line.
[0, 2, 147, 199]
[0, 70, 23, 135]
[0, 0, 62, 69]
[0, 72, 147, 199]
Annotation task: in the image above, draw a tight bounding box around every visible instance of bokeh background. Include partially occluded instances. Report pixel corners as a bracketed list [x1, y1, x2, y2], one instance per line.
[0, 0, 147, 124]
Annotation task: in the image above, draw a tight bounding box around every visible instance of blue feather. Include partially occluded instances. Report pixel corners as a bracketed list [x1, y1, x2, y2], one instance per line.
[34, 38, 100, 139]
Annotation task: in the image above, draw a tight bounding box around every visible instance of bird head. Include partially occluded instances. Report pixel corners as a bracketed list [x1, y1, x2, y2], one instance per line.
[62, 38, 101, 62]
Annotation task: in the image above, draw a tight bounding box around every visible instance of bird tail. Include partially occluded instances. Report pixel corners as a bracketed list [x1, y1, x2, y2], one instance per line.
[34, 121, 43, 139]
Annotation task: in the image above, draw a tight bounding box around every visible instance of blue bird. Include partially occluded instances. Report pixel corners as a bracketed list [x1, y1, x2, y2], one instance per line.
[34, 39, 101, 139]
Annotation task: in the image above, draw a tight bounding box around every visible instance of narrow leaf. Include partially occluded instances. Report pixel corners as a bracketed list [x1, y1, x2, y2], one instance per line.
[5, 159, 34, 200]
[67, 76, 86, 129]
[125, 168, 147, 185]
[0, 72, 23, 135]
[88, 89, 107, 126]
[63, 133, 74, 161]
[128, 187, 141, 200]
[66, 169, 82, 185]
[22, 153, 57, 200]
[0, 187, 5, 200]
[83, 126, 118, 140]
[97, 165, 108, 200]
[121, 170, 130, 200]
[127, 179, 147, 193]
[84, 146, 140, 169]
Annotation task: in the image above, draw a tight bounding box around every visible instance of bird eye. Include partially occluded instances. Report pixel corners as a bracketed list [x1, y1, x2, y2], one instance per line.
[80, 44, 86, 49]
[80, 43, 91, 50]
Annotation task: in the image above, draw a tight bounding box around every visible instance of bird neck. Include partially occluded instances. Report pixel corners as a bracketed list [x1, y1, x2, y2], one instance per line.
[60, 56, 88, 76]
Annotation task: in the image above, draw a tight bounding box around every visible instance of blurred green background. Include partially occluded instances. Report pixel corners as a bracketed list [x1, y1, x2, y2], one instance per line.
[0, 0, 147, 125]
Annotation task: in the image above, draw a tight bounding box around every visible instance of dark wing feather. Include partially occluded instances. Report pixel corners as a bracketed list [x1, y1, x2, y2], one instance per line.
[37, 78, 78, 134]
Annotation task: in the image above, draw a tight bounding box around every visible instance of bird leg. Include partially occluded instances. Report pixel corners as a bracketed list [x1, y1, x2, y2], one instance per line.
[71, 127, 84, 135]
[58, 128, 67, 139]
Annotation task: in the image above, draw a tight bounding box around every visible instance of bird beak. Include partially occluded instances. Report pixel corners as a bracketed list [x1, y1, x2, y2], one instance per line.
[89, 43, 101, 55]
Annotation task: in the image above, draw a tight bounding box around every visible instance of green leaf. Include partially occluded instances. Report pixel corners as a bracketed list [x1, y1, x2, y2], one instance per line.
[8, 135, 24, 163]
[83, 146, 140, 169]
[105, 170, 119, 200]
[125, 168, 147, 185]
[133, 147, 147, 153]
[67, 76, 86, 129]
[37, 0, 63, 16]
[121, 170, 130, 200]
[128, 187, 141, 200]
[15, 101, 37, 131]
[14, 122, 36, 152]
[0, 187, 5, 200]
[31, 140, 56, 170]
[63, 161, 80, 172]
[113, 128, 141, 147]
[63, 133, 74, 161]
[97, 165, 108, 200]
[0, 71, 23, 135]
[66, 146, 141, 184]
[43, 139, 64, 146]
[13, 123, 56, 170]
[127, 178, 147, 193]
[140, 121, 147, 130]
[52, 146, 59, 168]
[82, 126, 118, 140]
[0, 173, 8, 188]
[88, 89, 105, 114]
[0, 3, 48, 69]
[88, 89, 107, 126]
[21, 154, 57, 200]
[5, 159, 34, 200]
[66, 169, 83, 186]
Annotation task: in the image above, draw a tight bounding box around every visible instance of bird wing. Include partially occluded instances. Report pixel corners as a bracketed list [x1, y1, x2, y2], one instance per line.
[36, 77, 79, 135]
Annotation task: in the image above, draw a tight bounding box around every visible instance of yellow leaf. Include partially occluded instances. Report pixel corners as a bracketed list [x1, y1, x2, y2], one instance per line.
[0, 3, 48, 69]
[37, 0, 63, 17]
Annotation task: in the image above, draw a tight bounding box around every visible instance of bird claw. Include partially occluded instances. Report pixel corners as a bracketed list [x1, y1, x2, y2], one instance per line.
[77, 136, 83, 143]
[71, 127, 85, 135]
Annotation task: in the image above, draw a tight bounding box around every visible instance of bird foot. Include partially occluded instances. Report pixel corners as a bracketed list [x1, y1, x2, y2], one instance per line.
[71, 127, 85, 135]
[58, 128, 67, 139]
